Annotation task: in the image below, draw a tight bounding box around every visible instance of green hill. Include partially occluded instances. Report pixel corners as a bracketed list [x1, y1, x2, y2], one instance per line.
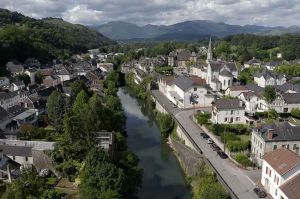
[0, 9, 115, 67]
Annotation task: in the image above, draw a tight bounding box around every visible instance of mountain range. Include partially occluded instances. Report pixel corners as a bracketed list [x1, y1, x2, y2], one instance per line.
[93, 20, 300, 41]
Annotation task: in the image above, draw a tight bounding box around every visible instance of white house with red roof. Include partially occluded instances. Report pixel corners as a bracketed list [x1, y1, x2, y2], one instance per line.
[261, 148, 300, 199]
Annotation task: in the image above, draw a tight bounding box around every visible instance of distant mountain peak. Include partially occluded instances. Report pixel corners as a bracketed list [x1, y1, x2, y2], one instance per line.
[93, 20, 300, 41]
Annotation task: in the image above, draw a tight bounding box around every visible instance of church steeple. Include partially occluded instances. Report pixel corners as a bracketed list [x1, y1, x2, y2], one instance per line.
[207, 37, 213, 61]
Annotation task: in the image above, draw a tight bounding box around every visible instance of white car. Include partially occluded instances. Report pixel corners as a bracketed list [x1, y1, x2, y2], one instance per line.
[207, 138, 213, 144]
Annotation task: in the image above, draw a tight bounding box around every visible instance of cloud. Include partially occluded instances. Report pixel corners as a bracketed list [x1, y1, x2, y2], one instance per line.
[0, 0, 299, 27]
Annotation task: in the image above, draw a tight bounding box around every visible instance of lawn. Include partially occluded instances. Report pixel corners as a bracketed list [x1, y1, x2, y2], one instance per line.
[238, 134, 251, 142]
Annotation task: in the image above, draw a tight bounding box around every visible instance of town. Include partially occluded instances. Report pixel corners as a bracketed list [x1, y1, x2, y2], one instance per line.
[1, 4, 300, 199]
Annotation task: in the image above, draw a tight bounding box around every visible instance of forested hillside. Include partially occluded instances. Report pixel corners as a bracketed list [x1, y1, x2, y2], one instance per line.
[214, 34, 300, 62]
[0, 9, 115, 67]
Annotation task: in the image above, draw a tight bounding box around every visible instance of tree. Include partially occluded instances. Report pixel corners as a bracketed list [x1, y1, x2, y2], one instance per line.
[35, 71, 43, 84]
[2, 168, 46, 199]
[291, 108, 300, 119]
[156, 113, 174, 136]
[72, 90, 89, 115]
[70, 80, 89, 103]
[46, 91, 64, 128]
[15, 73, 30, 86]
[263, 86, 276, 104]
[79, 148, 126, 199]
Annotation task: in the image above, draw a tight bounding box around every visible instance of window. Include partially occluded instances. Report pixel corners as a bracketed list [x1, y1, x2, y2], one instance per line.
[275, 189, 278, 196]
[266, 166, 268, 174]
[287, 144, 289, 149]
[228, 80, 231, 85]
[194, 88, 197, 91]
[273, 145, 277, 150]
[260, 143, 262, 149]
[231, 110, 234, 115]
[13, 156, 15, 160]
[25, 156, 28, 162]
[235, 117, 239, 121]
[225, 117, 227, 122]
[293, 144, 297, 150]
[269, 169, 272, 177]
[282, 145, 286, 148]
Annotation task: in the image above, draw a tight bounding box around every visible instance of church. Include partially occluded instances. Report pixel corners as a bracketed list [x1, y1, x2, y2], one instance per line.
[191, 38, 238, 91]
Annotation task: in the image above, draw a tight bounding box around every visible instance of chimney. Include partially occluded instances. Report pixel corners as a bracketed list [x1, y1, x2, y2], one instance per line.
[267, 129, 274, 140]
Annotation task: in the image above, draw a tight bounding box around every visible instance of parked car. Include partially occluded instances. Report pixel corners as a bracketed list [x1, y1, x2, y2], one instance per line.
[217, 151, 228, 159]
[207, 138, 213, 144]
[172, 104, 177, 108]
[253, 188, 267, 198]
[200, 133, 209, 139]
[210, 143, 221, 151]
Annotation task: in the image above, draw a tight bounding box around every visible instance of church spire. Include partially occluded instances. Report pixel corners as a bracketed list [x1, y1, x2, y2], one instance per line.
[207, 37, 212, 61]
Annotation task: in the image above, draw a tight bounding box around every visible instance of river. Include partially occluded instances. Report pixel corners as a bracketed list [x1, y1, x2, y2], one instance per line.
[118, 88, 191, 199]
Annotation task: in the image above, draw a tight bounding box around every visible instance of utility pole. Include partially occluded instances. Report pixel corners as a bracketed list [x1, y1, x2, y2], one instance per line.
[223, 126, 226, 152]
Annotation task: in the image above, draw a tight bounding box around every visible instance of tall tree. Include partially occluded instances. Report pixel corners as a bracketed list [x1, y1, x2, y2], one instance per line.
[79, 148, 126, 199]
[46, 90, 64, 128]
[72, 90, 89, 115]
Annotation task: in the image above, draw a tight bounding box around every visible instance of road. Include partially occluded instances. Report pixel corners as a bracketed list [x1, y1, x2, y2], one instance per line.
[152, 90, 260, 199]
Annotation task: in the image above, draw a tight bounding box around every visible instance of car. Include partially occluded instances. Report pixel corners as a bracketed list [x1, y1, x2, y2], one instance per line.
[217, 151, 228, 159]
[211, 143, 221, 151]
[200, 133, 209, 139]
[207, 138, 213, 144]
[172, 104, 177, 108]
[253, 188, 267, 198]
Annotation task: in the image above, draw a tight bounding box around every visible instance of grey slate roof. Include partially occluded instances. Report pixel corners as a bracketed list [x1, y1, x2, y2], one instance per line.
[254, 68, 285, 80]
[212, 98, 245, 109]
[169, 76, 206, 91]
[208, 60, 237, 72]
[7, 105, 26, 116]
[275, 83, 300, 94]
[0, 145, 32, 157]
[254, 122, 300, 142]
[219, 69, 234, 77]
[282, 93, 300, 104]
[13, 81, 24, 87]
[0, 91, 18, 101]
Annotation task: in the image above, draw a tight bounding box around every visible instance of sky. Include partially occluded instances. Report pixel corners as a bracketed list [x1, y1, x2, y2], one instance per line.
[1, 0, 300, 27]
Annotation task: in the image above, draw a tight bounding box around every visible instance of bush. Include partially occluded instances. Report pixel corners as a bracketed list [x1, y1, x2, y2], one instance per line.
[220, 132, 240, 142]
[235, 153, 254, 167]
[211, 124, 250, 136]
[156, 112, 174, 137]
[227, 141, 250, 152]
[291, 108, 300, 119]
[196, 112, 210, 125]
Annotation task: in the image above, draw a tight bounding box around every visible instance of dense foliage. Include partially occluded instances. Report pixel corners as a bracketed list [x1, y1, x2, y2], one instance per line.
[195, 112, 211, 126]
[263, 86, 276, 104]
[291, 108, 300, 119]
[235, 153, 254, 167]
[214, 34, 300, 62]
[48, 72, 141, 198]
[0, 9, 114, 67]
[193, 163, 230, 199]
[1, 168, 64, 199]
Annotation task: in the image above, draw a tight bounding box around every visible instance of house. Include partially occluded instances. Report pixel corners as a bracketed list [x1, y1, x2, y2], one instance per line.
[264, 61, 282, 71]
[251, 121, 300, 167]
[72, 61, 93, 76]
[168, 49, 197, 68]
[261, 148, 300, 199]
[25, 68, 37, 85]
[25, 58, 40, 68]
[190, 64, 207, 80]
[6, 60, 24, 76]
[13, 109, 38, 126]
[133, 69, 146, 85]
[244, 57, 262, 68]
[0, 140, 55, 167]
[225, 85, 249, 98]
[86, 69, 105, 91]
[271, 93, 300, 113]
[10, 81, 25, 91]
[0, 107, 13, 130]
[95, 132, 115, 157]
[23, 97, 45, 115]
[0, 77, 10, 87]
[0, 151, 21, 182]
[158, 76, 214, 108]
[238, 91, 268, 115]
[57, 66, 76, 82]
[97, 63, 114, 73]
[0, 91, 22, 110]
[254, 68, 286, 88]
[43, 75, 61, 88]
[211, 98, 246, 124]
